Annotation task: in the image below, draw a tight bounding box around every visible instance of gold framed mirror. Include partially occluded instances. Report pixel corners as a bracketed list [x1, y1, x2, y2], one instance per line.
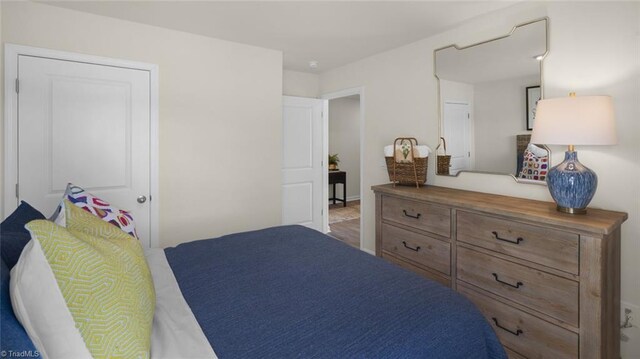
[434, 18, 550, 184]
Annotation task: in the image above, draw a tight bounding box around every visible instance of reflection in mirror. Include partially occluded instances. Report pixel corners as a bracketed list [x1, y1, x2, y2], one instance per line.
[434, 18, 550, 183]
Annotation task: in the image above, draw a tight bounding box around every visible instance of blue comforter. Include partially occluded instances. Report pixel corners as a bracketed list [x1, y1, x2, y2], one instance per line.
[165, 225, 506, 359]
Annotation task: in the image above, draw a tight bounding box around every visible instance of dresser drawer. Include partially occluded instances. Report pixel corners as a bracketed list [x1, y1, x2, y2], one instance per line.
[382, 223, 450, 275]
[382, 252, 450, 287]
[457, 246, 579, 326]
[382, 195, 451, 238]
[457, 211, 579, 274]
[459, 284, 578, 359]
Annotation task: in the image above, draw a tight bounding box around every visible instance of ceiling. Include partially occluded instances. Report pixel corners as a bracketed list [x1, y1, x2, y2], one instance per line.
[43, 1, 519, 73]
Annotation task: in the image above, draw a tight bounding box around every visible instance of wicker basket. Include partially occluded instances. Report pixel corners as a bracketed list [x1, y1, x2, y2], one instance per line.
[436, 137, 451, 175]
[385, 138, 428, 187]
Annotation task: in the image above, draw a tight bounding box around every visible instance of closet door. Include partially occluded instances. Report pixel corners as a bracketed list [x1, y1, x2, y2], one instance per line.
[17, 55, 151, 243]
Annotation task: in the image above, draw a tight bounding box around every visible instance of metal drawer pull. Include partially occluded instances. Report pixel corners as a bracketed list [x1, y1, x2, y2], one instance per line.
[492, 273, 523, 289]
[491, 231, 523, 244]
[402, 241, 421, 252]
[402, 210, 421, 219]
[492, 317, 523, 336]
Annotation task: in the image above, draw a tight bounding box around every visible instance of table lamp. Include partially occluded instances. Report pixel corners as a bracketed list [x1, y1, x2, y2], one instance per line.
[530, 93, 616, 214]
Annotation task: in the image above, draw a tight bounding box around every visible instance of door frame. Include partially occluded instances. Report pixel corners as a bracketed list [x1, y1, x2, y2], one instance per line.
[3, 44, 160, 248]
[321, 87, 367, 254]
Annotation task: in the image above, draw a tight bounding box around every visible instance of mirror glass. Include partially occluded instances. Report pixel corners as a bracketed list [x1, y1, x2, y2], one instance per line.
[434, 18, 550, 183]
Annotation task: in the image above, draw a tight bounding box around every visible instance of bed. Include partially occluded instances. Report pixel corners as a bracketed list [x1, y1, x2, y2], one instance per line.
[3, 219, 506, 358]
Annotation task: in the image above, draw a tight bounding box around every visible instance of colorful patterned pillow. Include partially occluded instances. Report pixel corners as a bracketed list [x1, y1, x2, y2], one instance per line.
[53, 183, 138, 238]
[11, 201, 155, 359]
[518, 145, 549, 181]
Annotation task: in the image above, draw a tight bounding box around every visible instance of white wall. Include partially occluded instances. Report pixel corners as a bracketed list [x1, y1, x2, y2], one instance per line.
[0, 3, 3, 218]
[1, 2, 284, 248]
[474, 75, 539, 174]
[329, 96, 360, 200]
[439, 80, 474, 110]
[319, 3, 640, 349]
[283, 69, 319, 98]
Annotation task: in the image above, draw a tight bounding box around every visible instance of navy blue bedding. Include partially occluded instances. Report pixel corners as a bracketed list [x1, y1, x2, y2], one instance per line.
[165, 225, 506, 359]
[1, 257, 37, 353]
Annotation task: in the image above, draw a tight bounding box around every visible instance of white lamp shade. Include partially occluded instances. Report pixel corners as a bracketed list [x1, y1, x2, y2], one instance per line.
[530, 95, 617, 145]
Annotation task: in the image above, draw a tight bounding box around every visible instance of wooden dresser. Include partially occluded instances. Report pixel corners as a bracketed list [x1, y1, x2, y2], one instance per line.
[372, 184, 627, 359]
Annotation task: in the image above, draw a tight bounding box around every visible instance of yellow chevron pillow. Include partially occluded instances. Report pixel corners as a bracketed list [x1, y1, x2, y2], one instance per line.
[11, 200, 155, 359]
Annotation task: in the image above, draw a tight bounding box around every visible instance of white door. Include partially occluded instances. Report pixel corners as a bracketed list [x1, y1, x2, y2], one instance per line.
[282, 96, 324, 231]
[17, 55, 151, 243]
[443, 102, 471, 175]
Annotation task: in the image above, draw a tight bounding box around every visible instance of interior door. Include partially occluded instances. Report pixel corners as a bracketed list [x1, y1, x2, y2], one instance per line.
[17, 55, 151, 244]
[443, 102, 471, 175]
[282, 96, 324, 231]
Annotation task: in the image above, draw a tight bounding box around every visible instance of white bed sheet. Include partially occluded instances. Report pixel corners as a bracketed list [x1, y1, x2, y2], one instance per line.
[146, 248, 218, 359]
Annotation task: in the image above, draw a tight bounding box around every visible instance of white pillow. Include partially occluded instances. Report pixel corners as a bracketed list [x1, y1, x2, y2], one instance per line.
[10, 239, 93, 359]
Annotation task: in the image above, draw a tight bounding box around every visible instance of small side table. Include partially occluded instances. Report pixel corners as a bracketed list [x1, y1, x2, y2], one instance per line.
[328, 171, 347, 207]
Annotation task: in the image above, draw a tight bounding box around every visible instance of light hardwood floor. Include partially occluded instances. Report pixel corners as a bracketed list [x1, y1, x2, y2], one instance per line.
[328, 200, 360, 248]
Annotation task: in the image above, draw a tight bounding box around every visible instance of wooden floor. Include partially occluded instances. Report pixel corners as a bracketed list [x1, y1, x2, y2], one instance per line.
[328, 219, 360, 248]
[328, 200, 360, 248]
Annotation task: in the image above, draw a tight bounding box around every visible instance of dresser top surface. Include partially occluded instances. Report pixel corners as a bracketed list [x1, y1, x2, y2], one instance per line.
[372, 184, 628, 236]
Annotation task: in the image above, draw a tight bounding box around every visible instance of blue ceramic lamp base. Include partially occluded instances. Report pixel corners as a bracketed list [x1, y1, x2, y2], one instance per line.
[547, 151, 598, 214]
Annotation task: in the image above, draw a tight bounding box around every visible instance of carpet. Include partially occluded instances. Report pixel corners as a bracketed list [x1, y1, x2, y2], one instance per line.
[329, 204, 360, 224]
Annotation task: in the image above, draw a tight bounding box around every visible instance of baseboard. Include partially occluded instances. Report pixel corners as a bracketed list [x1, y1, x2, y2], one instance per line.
[360, 248, 375, 256]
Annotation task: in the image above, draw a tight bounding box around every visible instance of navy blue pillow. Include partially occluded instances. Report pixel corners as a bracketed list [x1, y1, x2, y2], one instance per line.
[1, 201, 46, 269]
[1, 256, 37, 352]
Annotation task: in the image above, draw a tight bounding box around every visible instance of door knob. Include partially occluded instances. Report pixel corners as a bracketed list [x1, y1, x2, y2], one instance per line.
[137, 195, 147, 204]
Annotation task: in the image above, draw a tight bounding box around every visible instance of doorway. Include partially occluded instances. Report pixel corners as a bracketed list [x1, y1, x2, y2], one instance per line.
[322, 88, 364, 249]
[443, 102, 471, 175]
[3, 44, 159, 248]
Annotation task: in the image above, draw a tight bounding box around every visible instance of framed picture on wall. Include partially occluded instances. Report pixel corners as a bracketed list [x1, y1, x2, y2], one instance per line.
[526, 85, 541, 130]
